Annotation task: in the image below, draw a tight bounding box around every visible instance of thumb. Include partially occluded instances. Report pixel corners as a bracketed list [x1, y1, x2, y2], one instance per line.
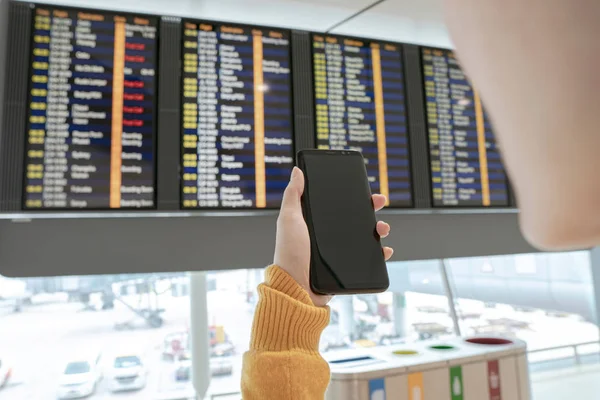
[280, 167, 304, 213]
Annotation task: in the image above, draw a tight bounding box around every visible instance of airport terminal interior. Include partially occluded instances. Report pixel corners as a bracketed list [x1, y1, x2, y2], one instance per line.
[0, 0, 599, 399]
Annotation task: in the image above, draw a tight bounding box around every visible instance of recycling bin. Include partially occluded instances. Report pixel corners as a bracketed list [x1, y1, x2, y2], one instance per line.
[325, 336, 530, 400]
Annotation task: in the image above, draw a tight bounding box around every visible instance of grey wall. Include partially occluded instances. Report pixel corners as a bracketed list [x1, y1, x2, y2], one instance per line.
[0, 210, 541, 277]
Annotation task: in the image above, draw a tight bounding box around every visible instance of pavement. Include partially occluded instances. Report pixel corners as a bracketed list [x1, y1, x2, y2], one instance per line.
[531, 364, 600, 400]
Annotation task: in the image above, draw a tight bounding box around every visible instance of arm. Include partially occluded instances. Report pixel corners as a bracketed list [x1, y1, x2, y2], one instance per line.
[241, 168, 394, 399]
[443, 0, 600, 249]
[241, 265, 331, 400]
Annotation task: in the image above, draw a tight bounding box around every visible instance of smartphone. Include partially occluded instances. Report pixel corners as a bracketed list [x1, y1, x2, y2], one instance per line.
[297, 149, 389, 295]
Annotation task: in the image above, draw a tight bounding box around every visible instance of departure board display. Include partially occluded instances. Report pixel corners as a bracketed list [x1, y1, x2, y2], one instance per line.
[422, 47, 509, 207]
[181, 22, 294, 209]
[313, 35, 412, 207]
[24, 7, 158, 209]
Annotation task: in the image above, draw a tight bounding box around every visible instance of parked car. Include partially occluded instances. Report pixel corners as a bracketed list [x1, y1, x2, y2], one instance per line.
[108, 353, 147, 392]
[57, 352, 102, 399]
[164, 328, 235, 361]
[175, 356, 233, 380]
[210, 342, 235, 358]
[0, 358, 11, 388]
[209, 356, 234, 377]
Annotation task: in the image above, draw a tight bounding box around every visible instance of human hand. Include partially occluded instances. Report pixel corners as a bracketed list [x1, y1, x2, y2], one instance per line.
[273, 167, 394, 307]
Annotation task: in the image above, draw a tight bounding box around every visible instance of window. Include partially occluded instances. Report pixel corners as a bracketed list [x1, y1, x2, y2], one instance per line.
[0, 263, 454, 399]
[64, 362, 91, 375]
[515, 254, 537, 275]
[2, 251, 598, 399]
[202, 263, 456, 397]
[446, 251, 600, 372]
[205, 269, 260, 397]
[114, 356, 141, 369]
[0, 271, 193, 399]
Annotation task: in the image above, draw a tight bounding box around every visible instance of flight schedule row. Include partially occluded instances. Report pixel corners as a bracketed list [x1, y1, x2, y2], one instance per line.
[313, 35, 412, 207]
[422, 48, 509, 207]
[24, 7, 158, 209]
[181, 22, 294, 209]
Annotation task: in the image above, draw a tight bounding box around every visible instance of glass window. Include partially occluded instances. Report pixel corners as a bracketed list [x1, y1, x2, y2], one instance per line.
[317, 260, 457, 351]
[64, 362, 91, 375]
[0, 263, 456, 399]
[446, 251, 600, 372]
[2, 251, 598, 399]
[114, 356, 141, 369]
[205, 269, 260, 397]
[203, 263, 456, 397]
[0, 271, 193, 399]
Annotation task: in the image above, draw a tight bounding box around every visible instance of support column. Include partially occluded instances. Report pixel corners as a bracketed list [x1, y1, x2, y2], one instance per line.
[393, 292, 408, 337]
[338, 296, 356, 341]
[440, 259, 461, 336]
[189, 272, 210, 399]
[587, 248, 600, 325]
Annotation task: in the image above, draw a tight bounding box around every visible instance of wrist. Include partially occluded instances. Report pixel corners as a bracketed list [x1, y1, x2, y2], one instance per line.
[249, 266, 330, 353]
[271, 265, 331, 307]
[265, 265, 314, 305]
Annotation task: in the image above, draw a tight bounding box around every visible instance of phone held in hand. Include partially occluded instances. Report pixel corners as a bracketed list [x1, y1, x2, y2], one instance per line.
[297, 149, 390, 295]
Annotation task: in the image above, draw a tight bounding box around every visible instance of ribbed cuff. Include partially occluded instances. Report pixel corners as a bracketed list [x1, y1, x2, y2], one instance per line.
[249, 266, 330, 354]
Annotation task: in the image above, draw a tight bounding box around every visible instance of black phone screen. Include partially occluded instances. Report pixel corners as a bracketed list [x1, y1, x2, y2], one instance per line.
[301, 150, 388, 292]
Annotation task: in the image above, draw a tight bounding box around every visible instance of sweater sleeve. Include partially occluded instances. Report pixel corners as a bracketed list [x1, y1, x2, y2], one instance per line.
[241, 265, 331, 400]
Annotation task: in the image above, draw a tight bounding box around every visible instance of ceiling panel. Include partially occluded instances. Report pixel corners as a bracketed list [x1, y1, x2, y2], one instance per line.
[330, 0, 453, 48]
[25, 0, 377, 31]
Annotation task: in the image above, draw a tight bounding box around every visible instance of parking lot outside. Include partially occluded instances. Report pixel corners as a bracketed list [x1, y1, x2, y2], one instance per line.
[0, 269, 257, 400]
[1, 267, 599, 400]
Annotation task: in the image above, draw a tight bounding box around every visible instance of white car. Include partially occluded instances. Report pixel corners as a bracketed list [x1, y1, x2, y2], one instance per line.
[108, 354, 147, 392]
[209, 357, 234, 377]
[175, 357, 233, 380]
[0, 358, 12, 388]
[57, 353, 102, 399]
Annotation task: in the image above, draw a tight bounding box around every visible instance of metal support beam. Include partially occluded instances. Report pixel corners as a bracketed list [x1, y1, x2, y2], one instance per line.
[440, 259, 461, 337]
[393, 292, 407, 337]
[190, 271, 210, 399]
[338, 296, 356, 341]
[588, 248, 600, 326]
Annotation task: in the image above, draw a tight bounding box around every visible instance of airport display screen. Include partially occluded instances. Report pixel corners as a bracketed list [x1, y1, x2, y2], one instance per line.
[312, 35, 412, 207]
[24, 6, 158, 210]
[422, 47, 509, 207]
[181, 21, 294, 209]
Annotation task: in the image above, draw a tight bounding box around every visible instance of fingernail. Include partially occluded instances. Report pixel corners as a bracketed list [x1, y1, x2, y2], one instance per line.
[290, 167, 299, 181]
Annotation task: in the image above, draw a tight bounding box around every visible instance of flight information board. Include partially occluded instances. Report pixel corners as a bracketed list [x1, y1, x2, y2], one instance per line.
[422, 47, 509, 207]
[24, 6, 158, 210]
[313, 35, 412, 207]
[181, 22, 294, 209]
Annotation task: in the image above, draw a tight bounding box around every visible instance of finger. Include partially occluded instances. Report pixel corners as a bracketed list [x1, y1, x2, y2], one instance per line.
[383, 247, 394, 261]
[377, 221, 391, 238]
[280, 167, 304, 214]
[372, 194, 387, 211]
[311, 294, 333, 308]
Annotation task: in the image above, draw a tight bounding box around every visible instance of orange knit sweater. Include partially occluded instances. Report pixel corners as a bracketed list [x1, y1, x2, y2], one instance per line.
[241, 265, 331, 399]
